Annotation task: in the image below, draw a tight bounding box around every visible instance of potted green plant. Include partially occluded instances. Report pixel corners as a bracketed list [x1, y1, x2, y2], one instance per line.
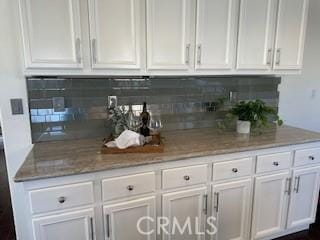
[227, 100, 283, 134]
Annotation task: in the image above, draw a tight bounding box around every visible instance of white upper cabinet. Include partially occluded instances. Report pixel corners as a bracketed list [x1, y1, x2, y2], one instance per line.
[195, 0, 238, 70]
[88, 0, 143, 69]
[273, 0, 309, 70]
[287, 166, 320, 229]
[236, 0, 277, 70]
[146, 0, 195, 70]
[18, 0, 310, 74]
[19, 0, 83, 69]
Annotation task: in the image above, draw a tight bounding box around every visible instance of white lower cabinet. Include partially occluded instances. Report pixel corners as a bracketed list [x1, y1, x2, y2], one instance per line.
[212, 179, 252, 240]
[251, 172, 291, 239]
[103, 196, 156, 240]
[287, 166, 320, 228]
[32, 208, 95, 240]
[162, 187, 208, 240]
[26, 146, 320, 240]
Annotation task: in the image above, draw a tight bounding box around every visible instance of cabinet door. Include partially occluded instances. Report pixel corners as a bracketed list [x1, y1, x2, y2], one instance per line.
[236, 0, 277, 70]
[104, 197, 156, 240]
[162, 187, 207, 240]
[273, 0, 309, 70]
[251, 172, 290, 239]
[212, 179, 252, 240]
[33, 208, 95, 240]
[88, 0, 142, 69]
[195, 0, 238, 70]
[19, 0, 83, 69]
[287, 166, 320, 228]
[146, 0, 195, 70]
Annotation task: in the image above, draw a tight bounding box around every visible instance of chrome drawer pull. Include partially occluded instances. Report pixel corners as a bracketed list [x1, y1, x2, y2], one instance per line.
[214, 192, 220, 212]
[266, 48, 272, 65]
[185, 44, 191, 64]
[106, 214, 110, 238]
[276, 48, 281, 65]
[232, 168, 238, 173]
[309, 156, 315, 160]
[58, 196, 66, 204]
[127, 185, 134, 191]
[184, 175, 191, 181]
[294, 176, 301, 193]
[285, 178, 291, 195]
[75, 38, 81, 64]
[90, 217, 94, 240]
[203, 194, 208, 215]
[197, 44, 202, 65]
[273, 162, 279, 166]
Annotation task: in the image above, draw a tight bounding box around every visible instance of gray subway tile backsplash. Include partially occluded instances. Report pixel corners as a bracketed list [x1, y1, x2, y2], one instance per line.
[27, 76, 281, 142]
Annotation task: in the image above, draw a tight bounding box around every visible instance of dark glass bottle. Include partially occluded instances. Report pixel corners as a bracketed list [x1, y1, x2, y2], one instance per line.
[139, 102, 150, 137]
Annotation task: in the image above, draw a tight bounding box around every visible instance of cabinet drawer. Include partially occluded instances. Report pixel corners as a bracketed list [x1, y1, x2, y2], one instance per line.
[256, 152, 291, 174]
[162, 164, 208, 189]
[29, 182, 94, 214]
[213, 158, 253, 181]
[294, 148, 320, 167]
[102, 172, 156, 201]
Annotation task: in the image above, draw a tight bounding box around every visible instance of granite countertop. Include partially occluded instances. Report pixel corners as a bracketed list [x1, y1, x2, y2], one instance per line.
[15, 126, 320, 182]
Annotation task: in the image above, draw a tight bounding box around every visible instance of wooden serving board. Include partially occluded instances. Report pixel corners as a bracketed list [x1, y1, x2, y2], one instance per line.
[101, 142, 164, 154]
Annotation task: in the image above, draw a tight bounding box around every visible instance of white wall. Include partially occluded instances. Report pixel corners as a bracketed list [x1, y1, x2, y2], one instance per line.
[0, 0, 33, 239]
[279, 0, 320, 132]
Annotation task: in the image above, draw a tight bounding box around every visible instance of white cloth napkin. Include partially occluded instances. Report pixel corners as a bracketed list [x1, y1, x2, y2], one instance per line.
[105, 130, 145, 149]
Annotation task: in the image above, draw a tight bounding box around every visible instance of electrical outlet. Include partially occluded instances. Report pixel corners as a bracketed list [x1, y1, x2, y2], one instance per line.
[53, 97, 65, 112]
[108, 96, 117, 109]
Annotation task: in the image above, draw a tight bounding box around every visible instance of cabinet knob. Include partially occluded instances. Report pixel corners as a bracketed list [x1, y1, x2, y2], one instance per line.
[127, 185, 134, 191]
[273, 162, 279, 166]
[58, 196, 66, 204]
[309, 156, 315, 160]
[184, 175, 191, 181]
[232, 168, 238, 173]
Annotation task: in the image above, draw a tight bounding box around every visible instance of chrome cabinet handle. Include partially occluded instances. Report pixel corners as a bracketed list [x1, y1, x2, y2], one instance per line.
[92, 39, 97, 64]
[90, 217, 94, 240]
[214, 192, 219, 212]
[294, 176, 301, 193]
[232, 168, 238, 173]
[106, 214, 110, 238]
[309, 156, 315, 161]
[127, 185, 134, 191]
[184, 175, 191, 181]
[197, 44, 202, 65]
[276, 48, 281, 65]
[185, 44, 191, 64]
[266, 48, 272, 65]
[58, 196, 66, 204]
[75, 38, 81, 64]
[285, 178, 291, 195]
[203, 194, 208, 215]
[273, 162, 279, 166]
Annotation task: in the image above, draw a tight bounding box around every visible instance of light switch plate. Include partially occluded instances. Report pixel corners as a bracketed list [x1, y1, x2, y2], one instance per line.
[108, 96, 117, 109]
[10, 99, 24, 115]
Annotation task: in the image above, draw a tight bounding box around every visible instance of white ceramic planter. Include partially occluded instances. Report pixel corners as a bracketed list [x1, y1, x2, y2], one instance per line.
[237, 120, 251, 134]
